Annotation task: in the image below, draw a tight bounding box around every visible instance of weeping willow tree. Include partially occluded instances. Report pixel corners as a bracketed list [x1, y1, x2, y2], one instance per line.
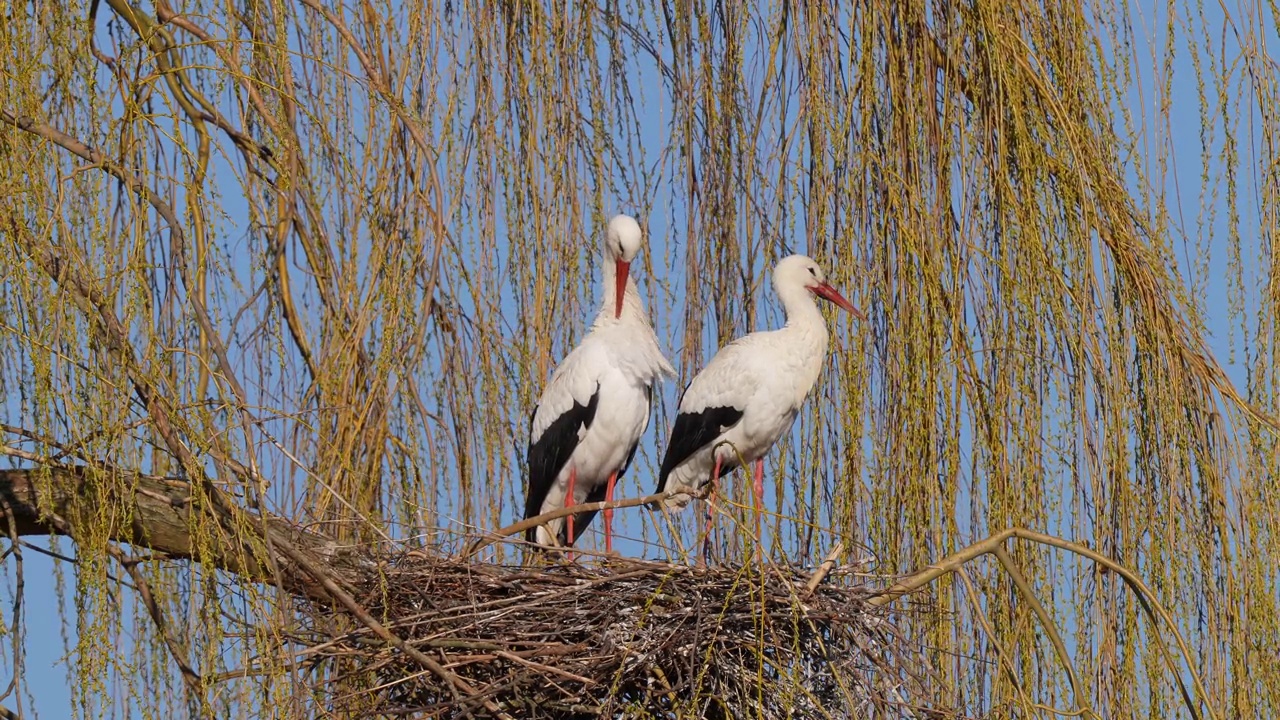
[1, 0, 1278, 717]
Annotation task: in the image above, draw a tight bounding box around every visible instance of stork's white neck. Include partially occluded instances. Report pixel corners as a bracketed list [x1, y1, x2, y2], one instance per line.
[772, 278, 833, 402]
[592, 258, 650, 328]
[776, 280, 829, 337]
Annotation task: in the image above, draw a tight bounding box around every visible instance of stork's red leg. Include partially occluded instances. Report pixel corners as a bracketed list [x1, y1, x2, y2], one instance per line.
[701, 456, 724, 563]
[603, 470, 618, 554]
[752, 457, 765, 561]
[753, 458, 764, 507]
[565, 466, 577, 550]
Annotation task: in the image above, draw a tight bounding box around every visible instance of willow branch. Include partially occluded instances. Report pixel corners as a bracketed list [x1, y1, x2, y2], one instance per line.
[870, 527, 1219, 720]
[106, 546, 204, 699]
[1010, 529, 1212, 720]
[294, 0, 434, 159]
[955, 568, 1040, 717]
[868, 528, 1018, 606]
[990, 544, 1089, 717]
[465, 491, 676, 558]
[0, 497, 24, 708]
[804, 541, 844, 595]
[0, 111, 271, 499]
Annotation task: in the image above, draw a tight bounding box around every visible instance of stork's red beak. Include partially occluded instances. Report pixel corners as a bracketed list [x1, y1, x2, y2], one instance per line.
[811, 282, 866, 320]
[614, 259, 630, 318]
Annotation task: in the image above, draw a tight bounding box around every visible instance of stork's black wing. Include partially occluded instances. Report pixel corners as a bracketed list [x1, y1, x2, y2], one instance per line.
[656, 403, 745, 492]
[524, 385, 600, 544]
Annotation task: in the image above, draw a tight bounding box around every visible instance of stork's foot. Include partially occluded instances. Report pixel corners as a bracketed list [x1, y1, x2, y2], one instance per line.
[698, 545, 715, 567]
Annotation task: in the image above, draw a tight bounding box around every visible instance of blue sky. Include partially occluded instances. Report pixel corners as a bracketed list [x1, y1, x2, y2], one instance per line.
[3, 1, 1276, 717]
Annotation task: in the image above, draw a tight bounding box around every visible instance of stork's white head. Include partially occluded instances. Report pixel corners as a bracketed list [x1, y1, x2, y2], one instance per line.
[604, 214, 644, 318]
[774, 254, 866, 320]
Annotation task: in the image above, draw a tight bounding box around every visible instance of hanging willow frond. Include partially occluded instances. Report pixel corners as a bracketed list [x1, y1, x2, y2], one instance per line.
[2, 1, 1278, 718]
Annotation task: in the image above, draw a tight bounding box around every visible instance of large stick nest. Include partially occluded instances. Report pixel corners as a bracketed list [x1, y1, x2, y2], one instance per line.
[295, 550, 942, 719]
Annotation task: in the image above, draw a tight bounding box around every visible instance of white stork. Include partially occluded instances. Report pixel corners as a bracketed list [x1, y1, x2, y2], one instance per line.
[524, 214, 676, 553]
[654, 254, 864, 547]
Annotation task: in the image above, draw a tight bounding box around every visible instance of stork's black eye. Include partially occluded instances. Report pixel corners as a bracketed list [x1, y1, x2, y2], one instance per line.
[808, 267, 817, 276]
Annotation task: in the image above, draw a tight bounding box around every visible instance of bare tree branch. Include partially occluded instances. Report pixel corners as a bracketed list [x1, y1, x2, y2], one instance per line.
[0, 467, 351, 602]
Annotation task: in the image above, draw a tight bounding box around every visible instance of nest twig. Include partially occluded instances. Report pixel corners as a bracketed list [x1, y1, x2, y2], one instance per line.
[294, 550, 942, 719]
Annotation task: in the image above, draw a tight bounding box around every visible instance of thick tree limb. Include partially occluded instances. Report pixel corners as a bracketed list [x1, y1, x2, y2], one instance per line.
[0, 468, 353, 602]
[0, 465, 515, 717]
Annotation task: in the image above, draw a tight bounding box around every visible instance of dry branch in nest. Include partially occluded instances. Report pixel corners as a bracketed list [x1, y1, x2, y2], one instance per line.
[294, 550, 941, 719]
